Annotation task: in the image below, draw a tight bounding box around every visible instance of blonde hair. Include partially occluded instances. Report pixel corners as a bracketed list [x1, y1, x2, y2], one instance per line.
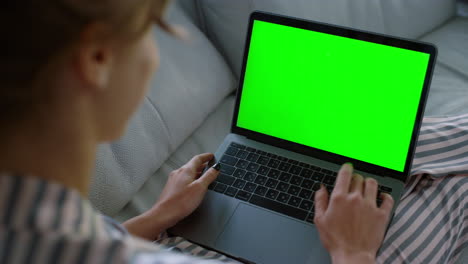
[0, 0, 170, 124]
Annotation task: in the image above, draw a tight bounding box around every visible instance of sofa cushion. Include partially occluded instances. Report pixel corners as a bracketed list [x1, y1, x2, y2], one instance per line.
[196, 0, 456, 77]
[114, 95, 236, 220]
[90, 2, 236, 215]
[421, 17, 468, 80]
[421, 17, 468, 117]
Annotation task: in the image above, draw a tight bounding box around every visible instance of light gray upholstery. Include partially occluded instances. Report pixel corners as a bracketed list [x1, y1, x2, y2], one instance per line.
[196, 0, 456, 77]
[90, 0, 467, 261]
[422, 17, 468, 116]
[91, 2, 235, 216]
[115, 96, 236, 221]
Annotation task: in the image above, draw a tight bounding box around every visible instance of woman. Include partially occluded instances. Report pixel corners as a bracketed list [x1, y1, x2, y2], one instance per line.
[0, 0, 394, 263]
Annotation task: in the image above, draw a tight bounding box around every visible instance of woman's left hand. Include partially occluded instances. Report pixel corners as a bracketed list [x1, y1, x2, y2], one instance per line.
[123, 153, 220, 241]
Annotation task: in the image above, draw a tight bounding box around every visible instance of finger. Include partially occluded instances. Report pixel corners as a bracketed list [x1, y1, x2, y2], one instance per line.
[379, 193, 394, 215]
[349, 173, 364, 194]
[364, 177, 378, 203]
[333, 163, 353, 195]
[185, 153, 214, 171]
[314, 184, 329, 216]
[197, 162, 208, 172]
[196, 162, 209, 177]
[196, 162, 221, 188]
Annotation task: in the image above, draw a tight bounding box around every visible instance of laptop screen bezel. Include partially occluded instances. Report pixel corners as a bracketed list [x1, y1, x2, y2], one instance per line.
[231, 11, 437, 182]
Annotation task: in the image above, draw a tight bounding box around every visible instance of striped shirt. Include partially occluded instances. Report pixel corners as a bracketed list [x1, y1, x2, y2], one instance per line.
[0, 175, 232, 264]
[1, 114, 468, 264]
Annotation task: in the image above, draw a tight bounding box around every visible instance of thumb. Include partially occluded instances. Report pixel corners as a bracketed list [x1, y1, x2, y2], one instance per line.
[197, 162, 221, 188]
[314, 184, 329, 217]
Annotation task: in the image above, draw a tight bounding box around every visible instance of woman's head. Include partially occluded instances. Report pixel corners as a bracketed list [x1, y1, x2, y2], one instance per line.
[0, 0, 173, 141]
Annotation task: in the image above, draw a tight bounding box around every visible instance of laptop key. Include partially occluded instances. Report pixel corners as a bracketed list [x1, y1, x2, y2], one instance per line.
[246, 153, 259, 162]
[276, 182, 289, 192]
[246, 146, 256, 152]
[225, 146, 238, 156]
[277, 156, 288, 162]
[287, 185, 300, 196]
[233, 179, 246, 189]
[312, 182, 321, 191]
[217, 174, 236, 186]
[236, 150, 248, 159]
[225, 187, 238, 197]
[233, 169, 246, 178]
[220, 164, 235, 175]
[290, 176, 302, 186]
[267, 169, 280, 179]
[246, 163, 260, 172]
[278, 162, 291, 172]
[380, 186, 393, 193]
[289, 165, 302, 175]
[254, 175, 267, 185]
[288, 159, 299, 165]
[244, 182, 257, 193]
[300, 169, 313, 178]
[301, 179, 314, 189]
[276, 192, 290, 203]
[305, 212, 315, 224]
[265, 189, 279, 200]
[236, 190, 251, 201]
[299, 189, 312, 200]
[254, 186, 268, 196]
[257, 166, 269, 175]
[214, 183, 227, 194]
[299, 200, 313, 211]
[208, 182, 217, 190]
[230, 142, 245, 149]
[323, 175, 336, 185]
[279, 172, 291, 182]
[256, 150, 266, 155]
[267, 159, 280, 169]
[236, 160, 249, 169]
[250, 195, 307, 221]
[265, 179, 278, 189]
[310, 165, 320, 171]
[220, 155, 238, 166]
[312, 172, 325, 182]
[257, 156, 269, 165]
[288, 196, 302, 207]
[243, 172, 256, 182]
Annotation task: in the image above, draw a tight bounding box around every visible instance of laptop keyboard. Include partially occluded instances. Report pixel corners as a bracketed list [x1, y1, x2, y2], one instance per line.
[209, 142, 393, 224]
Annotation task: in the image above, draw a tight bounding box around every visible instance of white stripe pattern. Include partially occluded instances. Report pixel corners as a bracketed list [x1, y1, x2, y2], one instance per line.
[1, 115, 467, 264]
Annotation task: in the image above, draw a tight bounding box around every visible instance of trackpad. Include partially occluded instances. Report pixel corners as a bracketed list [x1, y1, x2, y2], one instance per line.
[215, 203, 331, 264]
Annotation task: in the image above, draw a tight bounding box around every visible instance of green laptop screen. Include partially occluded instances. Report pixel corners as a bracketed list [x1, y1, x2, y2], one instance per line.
[236, 20, 430, 172]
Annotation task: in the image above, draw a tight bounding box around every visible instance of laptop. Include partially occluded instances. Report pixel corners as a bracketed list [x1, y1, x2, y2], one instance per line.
[171, 11, 437, 264]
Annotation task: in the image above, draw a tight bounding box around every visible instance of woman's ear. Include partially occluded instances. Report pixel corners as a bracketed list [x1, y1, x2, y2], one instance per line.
[73, 23, 114, 93]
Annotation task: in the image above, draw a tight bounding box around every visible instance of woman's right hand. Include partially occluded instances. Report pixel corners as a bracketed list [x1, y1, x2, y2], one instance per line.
[314, 163, 394, 264]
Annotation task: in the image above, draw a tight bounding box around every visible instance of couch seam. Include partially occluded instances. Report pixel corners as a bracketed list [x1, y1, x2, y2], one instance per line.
[437, 61, 468, 82]
[144, 96, 174, 151]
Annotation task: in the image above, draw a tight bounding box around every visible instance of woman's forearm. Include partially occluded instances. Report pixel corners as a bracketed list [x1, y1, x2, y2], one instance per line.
[123, 203, 176, 241]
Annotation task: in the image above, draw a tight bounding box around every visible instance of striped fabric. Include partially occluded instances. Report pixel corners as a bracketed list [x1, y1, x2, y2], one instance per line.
[159, 114, 468, 264]
[377, 114, 468, 264]
[0, 114, 467, 264]
[0, 174, 233, 264]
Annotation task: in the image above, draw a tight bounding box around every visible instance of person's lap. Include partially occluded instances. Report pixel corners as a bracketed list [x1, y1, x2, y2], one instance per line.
[156, 114, 468, 263]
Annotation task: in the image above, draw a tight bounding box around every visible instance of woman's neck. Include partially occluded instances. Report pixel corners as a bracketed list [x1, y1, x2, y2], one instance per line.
[0, 115, 97, 197]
